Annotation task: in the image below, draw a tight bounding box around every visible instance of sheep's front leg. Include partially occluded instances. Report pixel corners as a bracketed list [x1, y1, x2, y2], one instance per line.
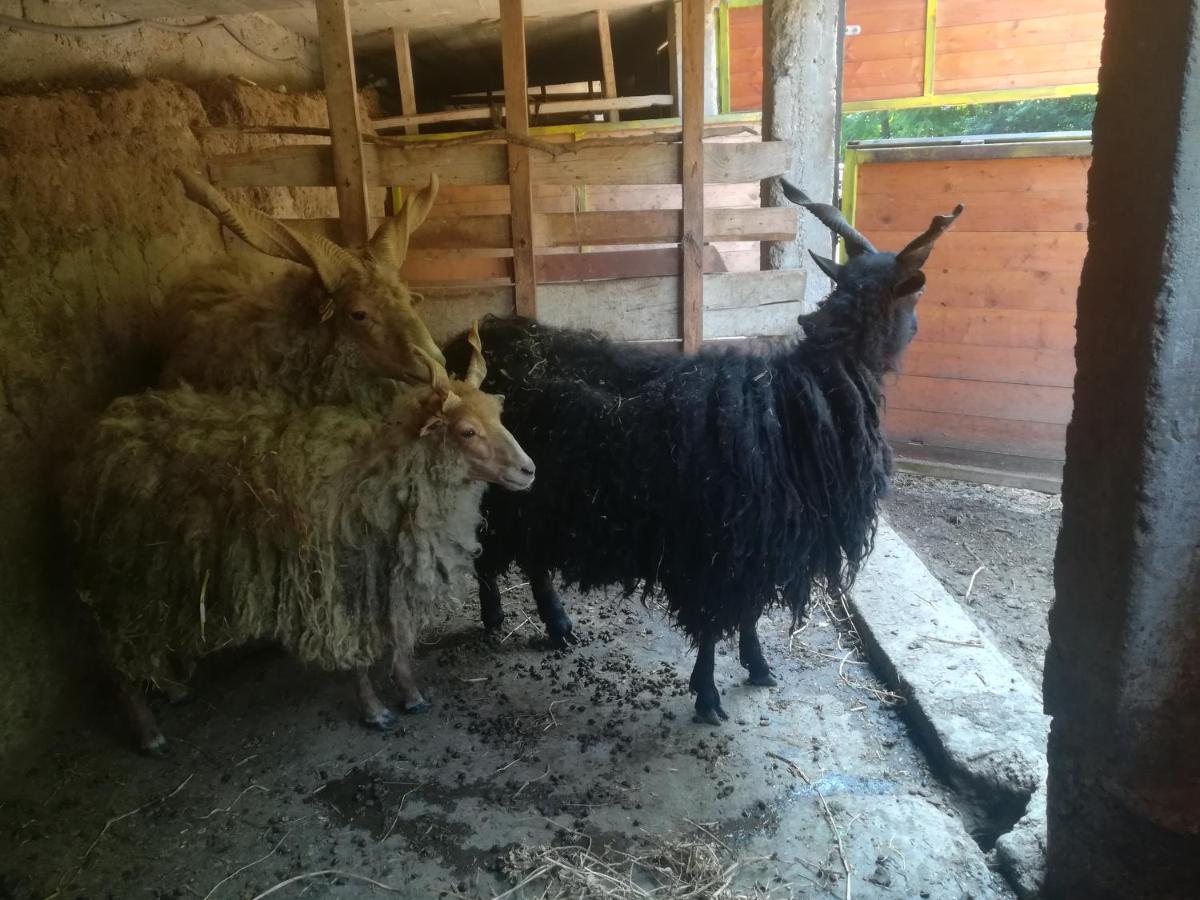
[478, 562, 505, 638]
[689, 634, 728, 726]
[531, 569, 576, 648]
[738, 614, 778, 687]
[355, 667, 398, 731]
[116, 678, 167, 755]
[391, 652, 432, 715]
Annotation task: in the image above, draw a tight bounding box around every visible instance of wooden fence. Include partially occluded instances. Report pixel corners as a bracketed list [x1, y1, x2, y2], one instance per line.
[845, 133, 1091, 489]
[206, 0, 808, 353]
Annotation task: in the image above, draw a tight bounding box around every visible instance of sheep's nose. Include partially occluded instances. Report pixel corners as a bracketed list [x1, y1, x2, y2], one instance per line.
[521, 463, 536, 477]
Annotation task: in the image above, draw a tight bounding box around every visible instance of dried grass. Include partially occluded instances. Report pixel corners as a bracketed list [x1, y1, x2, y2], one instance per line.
[494, 832, 789, 900]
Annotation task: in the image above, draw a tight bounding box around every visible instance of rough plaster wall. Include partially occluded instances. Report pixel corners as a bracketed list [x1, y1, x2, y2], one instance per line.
[759, 0, 841, 312]
[0, 77, 338, 771]
[0, 1, 320, 90]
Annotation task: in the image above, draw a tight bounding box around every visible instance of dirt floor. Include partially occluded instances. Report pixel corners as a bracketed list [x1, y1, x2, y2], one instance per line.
[0, 580, 1010, 899]
[883, 473, 1062, 690]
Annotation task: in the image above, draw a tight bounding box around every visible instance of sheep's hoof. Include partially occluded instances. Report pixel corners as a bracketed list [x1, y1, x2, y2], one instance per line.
[544, 625, 578, 650]
[362, 709, 399, 731]
[693, 696, 729, 726]
[481, 625, 505, 647]
[745, 671, 778, 688]
[402, 696, 432, 715]
[139, 734, 169, 757]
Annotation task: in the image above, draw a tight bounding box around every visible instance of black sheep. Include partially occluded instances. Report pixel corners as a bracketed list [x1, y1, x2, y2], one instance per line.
[445, 184, 962, 724]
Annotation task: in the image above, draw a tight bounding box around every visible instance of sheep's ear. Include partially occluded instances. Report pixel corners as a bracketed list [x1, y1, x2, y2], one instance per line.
[809, 251, 845, 283]
[368, 174, 440, 269]
[465, 321, 487, 388]
[896, 203, 964, 273]
[176, 168, 360, 293]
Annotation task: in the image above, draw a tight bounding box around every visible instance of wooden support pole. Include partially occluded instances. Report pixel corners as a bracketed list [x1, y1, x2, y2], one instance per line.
[391, 27, 419, 136]
[500, 0, 537, 317]
[315, 0, 372, 250]
[666, 0, 683, 117]
[679, 0, 705, 353]
[596, 9, 619, 123]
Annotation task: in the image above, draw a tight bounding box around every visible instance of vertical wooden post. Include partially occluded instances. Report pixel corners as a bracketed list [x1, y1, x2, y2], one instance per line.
[500, 0, 537, 318]
[679, 0, 705, 353]
[391, 27, 419, 136]
[596, 9, 619, 123]
[315, 0, 372, 250]
[666, 0, 683, 117]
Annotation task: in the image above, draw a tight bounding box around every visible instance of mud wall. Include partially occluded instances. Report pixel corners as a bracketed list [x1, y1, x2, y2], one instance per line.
[0, 77, 339, 770]
[0, 1, 319, 91]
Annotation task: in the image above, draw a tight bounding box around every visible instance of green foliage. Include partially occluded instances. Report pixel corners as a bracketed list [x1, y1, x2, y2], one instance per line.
[841, 96, 1096, 155]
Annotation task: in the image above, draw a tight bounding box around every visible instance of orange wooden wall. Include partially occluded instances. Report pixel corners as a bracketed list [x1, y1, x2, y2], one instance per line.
[725, 0, 1104, 109]
[728, 5, 764, 111]
[852, 152, 1090, 477]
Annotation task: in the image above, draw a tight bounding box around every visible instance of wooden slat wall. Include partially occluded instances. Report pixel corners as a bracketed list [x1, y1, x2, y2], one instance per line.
[843, 0, 926, 102]
[726, 0, 1104, 108]
[728, 6, 764, 111]
[204, 126, 802, 343]
[934, 0, 1104, 94]
[852, 151, 1090, 477]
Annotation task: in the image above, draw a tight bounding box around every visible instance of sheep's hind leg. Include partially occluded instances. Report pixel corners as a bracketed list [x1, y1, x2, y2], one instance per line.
[689, 635, 728, 726]
[739, 616, 778, 687]
[355, 667, 398, 731]
[478, 564, 505, 640]
[391, 652, 432, 715]
[116, 678, 167, 756]
[531, 569, 576, 648]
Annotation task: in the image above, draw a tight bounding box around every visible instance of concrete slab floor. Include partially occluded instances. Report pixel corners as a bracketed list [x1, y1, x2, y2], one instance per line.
[0, 582, 1010, 899]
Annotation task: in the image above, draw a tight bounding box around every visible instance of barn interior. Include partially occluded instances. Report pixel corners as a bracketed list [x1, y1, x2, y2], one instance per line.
[0, 1, 1197, 898]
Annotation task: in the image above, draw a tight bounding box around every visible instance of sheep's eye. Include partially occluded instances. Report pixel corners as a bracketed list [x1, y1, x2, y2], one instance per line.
[460, 428, 477, 439]
[350, 310, 368, 322]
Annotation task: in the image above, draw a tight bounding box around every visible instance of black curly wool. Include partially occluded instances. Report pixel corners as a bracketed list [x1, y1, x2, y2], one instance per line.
[444, 260, 906, 645]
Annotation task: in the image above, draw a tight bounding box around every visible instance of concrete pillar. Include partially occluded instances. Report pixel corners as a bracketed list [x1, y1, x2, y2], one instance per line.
[760, 0, 843, 310]
[1044, 2, 1200, 897]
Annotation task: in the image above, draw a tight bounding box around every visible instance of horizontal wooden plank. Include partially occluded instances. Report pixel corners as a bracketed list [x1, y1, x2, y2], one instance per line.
[289, 205, 796, 250]
[857, 156, 1090, 197]
[934, 40, 1100, 82]
[868, 229, 1088, 271]
[854, 140, 1092, 164]
[844, 81, 925, 102]
[844, 55, 925, 88]
[430, 182, 758, 216]
[886, 406, 1067, 461]
[208, 141, 793, 188]
[373, 94, 674, 130]
[915, 306, 1077, 351]
[936, 12, 1105, 55]
[534, 246, 731, 282]
[937, 0, 1104, 29]
[933, 67, 1100, 94]
[923, 268, 1083, 313]
[418, 270, 807, 343]
[845, 29, 925, 63]
[892, 450, 1064, 492]
[901, 340, 1075, 387]
[887, 373, 1074, 424]
[846, 0, 927, 34]
[857, 188, 1086, 233]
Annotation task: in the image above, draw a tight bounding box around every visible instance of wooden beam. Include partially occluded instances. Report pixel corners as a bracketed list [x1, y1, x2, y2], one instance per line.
[372, 94, 673, 131]
[207, 141, 794, 188]
[315, 0, 372, 249]
[391, 28, 419, 136]
[596, 9, 619, 123]
[500, 0, 537, 317]
[679, 0, 705, 353]
[666, 1, 683, 118]
[414, 270, 808, 344]
[286, 206, 799, 250]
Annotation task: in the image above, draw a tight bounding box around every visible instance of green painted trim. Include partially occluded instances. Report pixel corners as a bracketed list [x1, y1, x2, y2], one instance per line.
[922, 0, 938, 96]
[725, 0, 762, 8]
[839, 148, 861, 263]
[717, 2, 732, 115]
[376, 111, 763, 143]
[842, 82, 1099, 113]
